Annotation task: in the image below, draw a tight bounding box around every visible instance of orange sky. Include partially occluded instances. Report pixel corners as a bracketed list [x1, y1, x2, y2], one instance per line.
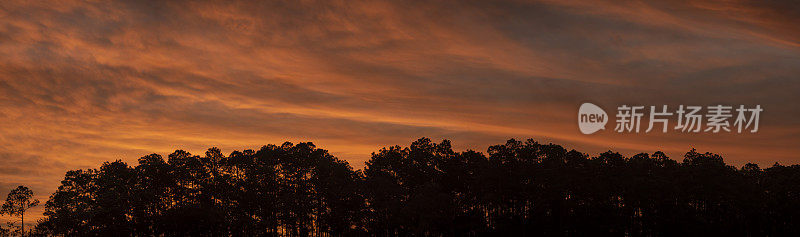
[1, 0, 799, 222]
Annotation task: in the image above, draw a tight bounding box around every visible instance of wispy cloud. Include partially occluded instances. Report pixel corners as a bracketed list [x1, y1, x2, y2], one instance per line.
[1, 0, 799, 221]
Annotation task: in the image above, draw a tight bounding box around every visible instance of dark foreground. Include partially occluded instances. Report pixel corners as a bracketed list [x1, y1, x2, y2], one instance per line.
[27, 138, 800, 236]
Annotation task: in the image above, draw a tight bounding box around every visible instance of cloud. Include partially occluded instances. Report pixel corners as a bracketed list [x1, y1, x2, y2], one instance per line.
[0, 0, 799, 223]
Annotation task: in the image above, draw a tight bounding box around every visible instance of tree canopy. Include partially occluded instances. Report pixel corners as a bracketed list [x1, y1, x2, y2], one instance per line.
[28, 138, 800, 236]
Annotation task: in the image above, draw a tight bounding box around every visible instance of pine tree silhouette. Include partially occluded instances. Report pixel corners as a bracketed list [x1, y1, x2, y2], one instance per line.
[29, 138, 800, 236]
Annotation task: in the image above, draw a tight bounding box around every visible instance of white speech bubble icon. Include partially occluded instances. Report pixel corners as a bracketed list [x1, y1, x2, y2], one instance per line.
[578, 103, 608, 134]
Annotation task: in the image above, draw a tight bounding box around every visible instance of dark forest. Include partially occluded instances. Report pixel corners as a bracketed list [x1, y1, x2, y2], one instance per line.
[8, 138, 800, 236]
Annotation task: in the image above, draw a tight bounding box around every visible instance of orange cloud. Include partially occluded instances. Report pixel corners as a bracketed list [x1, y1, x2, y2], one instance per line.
[1, 0, 799, 223]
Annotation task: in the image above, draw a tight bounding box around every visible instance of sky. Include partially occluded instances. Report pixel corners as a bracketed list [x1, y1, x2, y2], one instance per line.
[1, 0, 799, 222]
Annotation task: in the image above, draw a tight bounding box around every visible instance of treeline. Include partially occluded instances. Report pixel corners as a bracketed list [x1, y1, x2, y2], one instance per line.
[30, 138, 800, 236]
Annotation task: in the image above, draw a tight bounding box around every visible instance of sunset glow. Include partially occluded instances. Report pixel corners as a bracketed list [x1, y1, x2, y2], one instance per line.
[1, 0, 799, 223]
